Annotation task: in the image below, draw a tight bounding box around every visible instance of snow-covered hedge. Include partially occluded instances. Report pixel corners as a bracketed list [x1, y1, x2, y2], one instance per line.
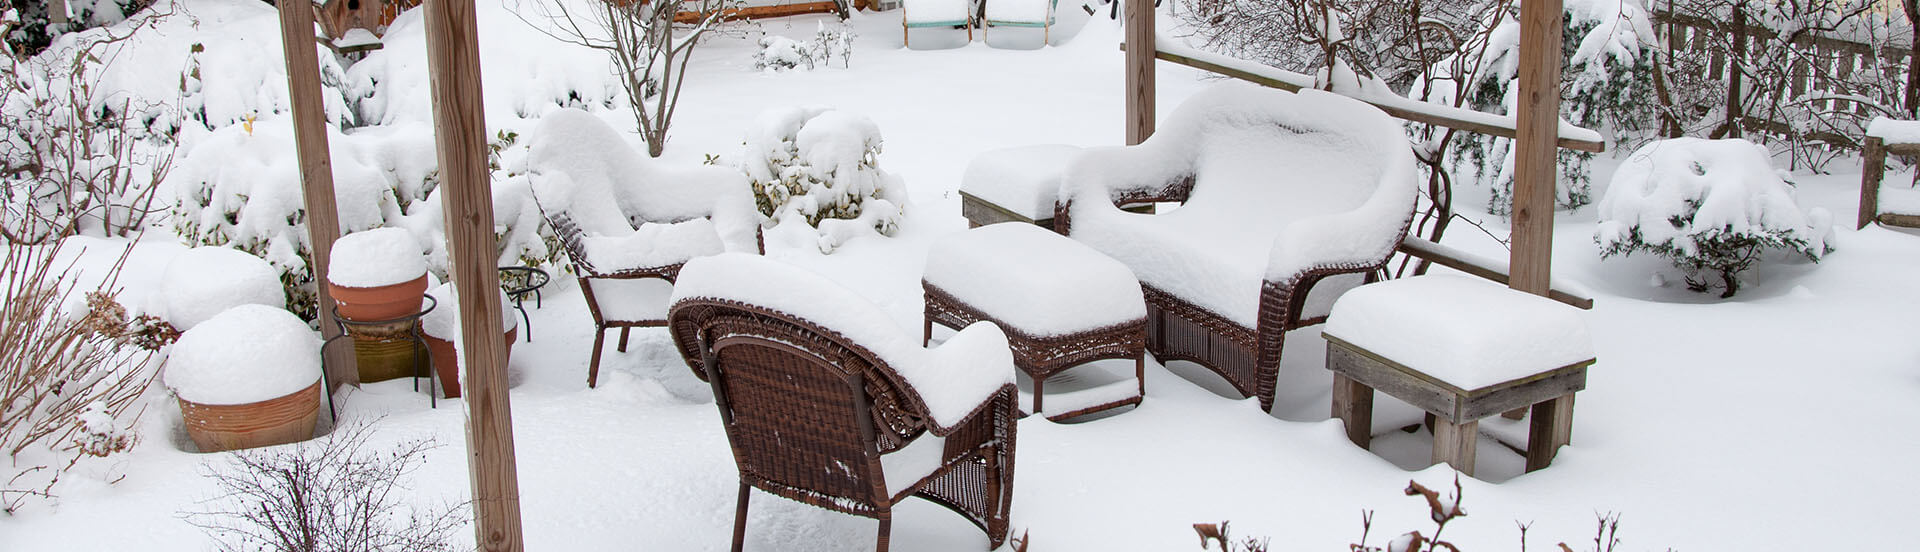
[744, 106, 907, 253]
[752, 23, 855, 72]
[1594, 138, 1832, 298]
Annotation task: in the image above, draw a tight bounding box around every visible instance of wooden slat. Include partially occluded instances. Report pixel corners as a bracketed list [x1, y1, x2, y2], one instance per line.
[1395, 237, 1593, 309]
[1509, 0, 1564, 299]
[1861, 136, 1886, 229]
[1880, 213, 1920, 228]
[278, 0, 358, 392]
[421, 0, 524, 549]
[1123, 0, 1154, 145]
[1137, 47, 1606, 153]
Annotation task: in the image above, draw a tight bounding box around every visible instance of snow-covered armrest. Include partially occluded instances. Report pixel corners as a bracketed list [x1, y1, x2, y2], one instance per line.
[1265, 169, 1417, 285]
[1056, 145, 1195, 232]
[899, 322, 1017, 433]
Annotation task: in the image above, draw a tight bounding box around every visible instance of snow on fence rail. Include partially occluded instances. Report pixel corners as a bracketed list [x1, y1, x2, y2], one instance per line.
[1859, 117, 1920, 229]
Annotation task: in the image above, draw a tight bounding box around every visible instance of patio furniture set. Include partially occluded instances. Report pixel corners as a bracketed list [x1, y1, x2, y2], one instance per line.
[902, 0, 1056, 46]
[526, 85, 1595, 551]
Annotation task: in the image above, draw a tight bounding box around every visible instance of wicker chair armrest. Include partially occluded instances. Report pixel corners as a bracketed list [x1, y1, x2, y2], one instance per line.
[900, 321, 1018, 437]
[1054, 145, 1193, 234]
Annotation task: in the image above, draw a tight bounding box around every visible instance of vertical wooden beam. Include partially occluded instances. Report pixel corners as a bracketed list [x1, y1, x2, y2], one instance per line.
[49, 0, 69, 26]
[1508, 0, 1564, 297]
[421, 0, 525, 549]
[1330, 373, 1373, 448]
[1860, 136, 1886, 229]
[1123, 0, 1155, 145]
[1431, 418, 1477, 477]
[1525, 393, 1575, 472]
[278, 0, 358, 392]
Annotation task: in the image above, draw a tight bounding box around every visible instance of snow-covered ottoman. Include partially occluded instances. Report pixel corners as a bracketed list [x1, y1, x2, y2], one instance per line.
[1322, 275, 1595, 477]
[924, 223, 1146, 421]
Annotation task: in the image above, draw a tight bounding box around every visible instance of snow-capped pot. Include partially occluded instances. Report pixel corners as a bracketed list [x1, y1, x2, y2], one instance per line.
[327, 227, 430, 323]
[419, 282, 518, 399]
[157, 247, 285, 332]
[164, 304, 324, 452]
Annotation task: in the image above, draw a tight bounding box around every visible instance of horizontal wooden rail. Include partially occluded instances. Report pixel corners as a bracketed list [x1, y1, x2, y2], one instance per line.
[1396, 237, 1595, 310]
[1128, 44, 1608, 153]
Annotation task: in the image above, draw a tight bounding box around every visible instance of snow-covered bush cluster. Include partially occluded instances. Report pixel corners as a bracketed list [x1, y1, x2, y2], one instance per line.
[752, 22, 855, 71]
[1425, 0, 1659, 215]
[744, 106, 907, 253]
[1595, 138, 1831, 298]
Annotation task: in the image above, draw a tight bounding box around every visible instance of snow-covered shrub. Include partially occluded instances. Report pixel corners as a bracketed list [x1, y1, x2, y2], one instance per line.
[752, 22, 855, 71]
[743, 106, 907, 253]
[1594, 138, 1832, 298]
[1, 0, 140, 56]
[1424, 0, 1660, 215]
[1, 239, 161, 514]
[184, 419, 466, 552]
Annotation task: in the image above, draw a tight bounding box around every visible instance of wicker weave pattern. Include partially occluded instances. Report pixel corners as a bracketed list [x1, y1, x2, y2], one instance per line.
[669, 298, 1015, 551]
[923, 284, 1143, 382]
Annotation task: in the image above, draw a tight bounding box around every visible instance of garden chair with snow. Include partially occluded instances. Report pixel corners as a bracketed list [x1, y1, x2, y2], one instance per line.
[1054, 83, 1419, 413]
[525, 109, 762, 388]
[982, 0, 1055, 43]
[667, 253, 1018, 552]
[902, 0, 973, 47]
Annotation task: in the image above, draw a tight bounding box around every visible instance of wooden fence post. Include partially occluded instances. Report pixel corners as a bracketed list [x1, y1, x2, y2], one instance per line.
[421, 0, 525, 549]
[1124, 0, 1154, 145]
[1860, 136, 1886, 229]
[277, 0, 358, 392]
[1510, 0, 1563, 299]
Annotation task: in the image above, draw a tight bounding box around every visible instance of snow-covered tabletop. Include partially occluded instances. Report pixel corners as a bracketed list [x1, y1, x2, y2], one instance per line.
[672, 253, 1015, 431]
[165, 305, 323, 406]
[925, 222, 1143, 337]
[960, 144, 1083, 221]
[1324, 275, 1593, 391]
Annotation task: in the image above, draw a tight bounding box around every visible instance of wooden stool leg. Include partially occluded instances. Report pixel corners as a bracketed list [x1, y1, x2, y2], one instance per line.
[1330, 373, 1373, 448]
[1526, 393, 1576, 472]
[1431, 418, 1478, 477]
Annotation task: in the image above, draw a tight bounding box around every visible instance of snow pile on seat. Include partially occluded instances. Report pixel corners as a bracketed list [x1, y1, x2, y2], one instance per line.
[985, 0, 1050, 23]
[1060, 83, 1417, 326]
[164, 304, 322, 405]
[158, 247, 284, 331]
[580, 219, 726, 272]
[672, 253, 1013, 430]
[925, 223, 1143, 336]
[960, 145, 1084, 220]
[903, 0, 970, 24]
[327, 227, 428, 288]
[526, 108, 759, 254]
[1326, 275, 1593, 390]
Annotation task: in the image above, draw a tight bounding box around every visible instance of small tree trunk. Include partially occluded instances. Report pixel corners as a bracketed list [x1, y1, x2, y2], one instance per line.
[1718, 268, 1739, 298]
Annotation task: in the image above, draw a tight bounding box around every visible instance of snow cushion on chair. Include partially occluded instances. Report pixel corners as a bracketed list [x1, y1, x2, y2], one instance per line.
[925, 222, 1143, 337]
[1060, 83, 1418, 327]
[672, 253, 1015, 431]
[960, 145, 1083, 221]
[904, 0, 971, 24]
[985, 0, 1051, 24]
[592, 277, 676, 324]
[1325, 275, 1594, 391]
[579, 218, 725, 271]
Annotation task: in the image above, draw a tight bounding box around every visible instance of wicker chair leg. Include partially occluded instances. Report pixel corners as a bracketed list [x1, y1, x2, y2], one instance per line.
[875, 513, 892, 552]
[731, 482, 751, 552]
[617, 327, 631, 352]
[588, 328, 606, 388]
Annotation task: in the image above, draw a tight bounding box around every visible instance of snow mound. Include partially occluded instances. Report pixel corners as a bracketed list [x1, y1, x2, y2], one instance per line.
[327, 227, 428, 288]
[165, 304, 322, 405]
[526, 109, 760, 252]
[580, 219, 726, 272]
[420, 282, 517, 341]
[672, 253, 1014, 431]
[925, 223, 1143, 337]
[159, 247, 285, 331]
[1595, 138, 1830, 260]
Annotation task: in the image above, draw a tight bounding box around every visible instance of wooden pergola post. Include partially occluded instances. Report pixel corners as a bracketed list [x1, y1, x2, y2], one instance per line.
[1123, 0, 1154, 145]
[421, 0, 526, 548]
[1511, 0, 1572, 467]
[277, 0, 358, 392]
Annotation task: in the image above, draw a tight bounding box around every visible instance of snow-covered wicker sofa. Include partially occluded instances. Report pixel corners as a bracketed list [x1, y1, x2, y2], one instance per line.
[1055, 83, 1419, 412]
[526, 108, 762, 388]
[667, 253, 1018, 552]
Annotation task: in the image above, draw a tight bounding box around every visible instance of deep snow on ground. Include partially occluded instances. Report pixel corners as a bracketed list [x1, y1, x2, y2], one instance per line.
[4, 2, 1920, 551]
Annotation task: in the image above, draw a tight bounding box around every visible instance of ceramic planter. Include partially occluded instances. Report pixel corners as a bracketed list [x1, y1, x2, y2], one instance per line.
[423, 326, 517, 399]
[178, 380, 321, 453]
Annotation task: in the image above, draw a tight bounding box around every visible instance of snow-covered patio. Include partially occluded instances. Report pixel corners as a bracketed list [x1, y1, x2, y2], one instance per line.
[3, 0, 1919, 550]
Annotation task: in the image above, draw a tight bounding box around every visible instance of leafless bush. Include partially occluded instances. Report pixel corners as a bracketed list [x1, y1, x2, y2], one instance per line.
[0, 239, 165, 514]
[0, 7, 178, 244]
[183, 419, 468, 552]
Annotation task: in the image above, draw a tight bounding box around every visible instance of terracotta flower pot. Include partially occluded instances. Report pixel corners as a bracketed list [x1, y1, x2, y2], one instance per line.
[178, 380, 321, 453]
[329, 274, 431, 326]
[423, 326, 517, 399]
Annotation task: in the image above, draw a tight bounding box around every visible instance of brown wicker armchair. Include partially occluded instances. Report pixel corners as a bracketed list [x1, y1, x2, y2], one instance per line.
[1055, 84, 1419, 412]
[668, 254, 1017, 552]
[525, 108, 762, 388]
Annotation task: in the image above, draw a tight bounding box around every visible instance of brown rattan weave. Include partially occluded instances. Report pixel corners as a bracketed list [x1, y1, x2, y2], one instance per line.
[923, 283, 1145, 420]
[669, 298, 1017, 552]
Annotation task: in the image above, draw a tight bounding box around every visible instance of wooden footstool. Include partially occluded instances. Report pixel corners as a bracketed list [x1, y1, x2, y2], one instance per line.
[924, 223, 1146, 421]
[1322, 275, 1595, 477]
